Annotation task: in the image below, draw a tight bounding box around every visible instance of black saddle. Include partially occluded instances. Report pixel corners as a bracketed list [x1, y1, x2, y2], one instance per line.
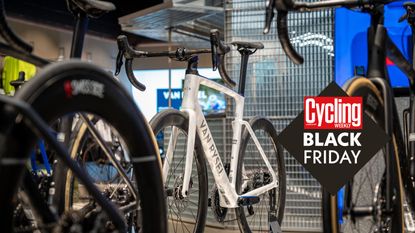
[231, 41, 264, 50]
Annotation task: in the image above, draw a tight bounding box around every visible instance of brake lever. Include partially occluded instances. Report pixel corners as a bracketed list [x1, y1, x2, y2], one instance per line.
[400, 2, 415, 25]
[210, 31, 219, 71]
[114, 49, 124, 76]
[264, 0, 276, 34]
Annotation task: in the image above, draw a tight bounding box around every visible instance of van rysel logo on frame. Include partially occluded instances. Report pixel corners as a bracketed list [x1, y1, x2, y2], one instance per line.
[304, 96, 362, 130]
[200, 119, 224, 174]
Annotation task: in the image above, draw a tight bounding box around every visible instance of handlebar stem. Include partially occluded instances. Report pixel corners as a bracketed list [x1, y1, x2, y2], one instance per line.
[186, 56, 199, 75]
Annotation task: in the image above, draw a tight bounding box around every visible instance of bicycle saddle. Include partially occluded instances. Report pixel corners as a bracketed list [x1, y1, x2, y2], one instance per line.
[67, 0, 116, 18]
[231, 41, 264, 50]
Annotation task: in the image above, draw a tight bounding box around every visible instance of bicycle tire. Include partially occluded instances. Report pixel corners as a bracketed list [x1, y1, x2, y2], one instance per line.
[52, 117, 85, 214]
[56, 116, 106, 209]
[236, 116, 286, 233]
[0, 60, 166, 233]
[321, 77, 404, 233]
[150, 109, 208, 233]
[59, 115, 149, 232]
[61, 117, 89, 210]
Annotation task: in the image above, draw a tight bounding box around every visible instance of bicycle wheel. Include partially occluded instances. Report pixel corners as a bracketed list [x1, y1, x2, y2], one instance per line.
[321, 77, 404, 233]
[57, 115, 148, 232]
[150, 109, 208, 233]
[236, 117, 286, 233]
[0, 60, 166, 233]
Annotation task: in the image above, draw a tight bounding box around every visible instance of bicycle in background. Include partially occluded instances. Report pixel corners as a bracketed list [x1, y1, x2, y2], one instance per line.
[0, 0, 167, 232]
[265, 0, 415, 231]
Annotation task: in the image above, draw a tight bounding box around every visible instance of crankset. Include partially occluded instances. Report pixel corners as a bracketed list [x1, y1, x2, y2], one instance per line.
[210, 184, 228, 222]
[209, 163, 230, 222]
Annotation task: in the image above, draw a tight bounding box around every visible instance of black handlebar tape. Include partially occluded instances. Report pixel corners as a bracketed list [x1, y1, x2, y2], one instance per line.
[281, 0, 295, 9]
[219, 40, 231, 54]
[277, 10, 304, 64]
[210, 36, 218, 70]
[125, 59, 146, 91]
[210, 29, 235, 87]
[210, 29, 220, 70]
[115, 49, 124, 76]
[0, 0, 32, 53]
[219, 54, 236, 87]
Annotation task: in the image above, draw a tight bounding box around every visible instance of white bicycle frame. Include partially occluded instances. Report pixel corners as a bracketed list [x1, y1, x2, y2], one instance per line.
[162, 73, 278, 208]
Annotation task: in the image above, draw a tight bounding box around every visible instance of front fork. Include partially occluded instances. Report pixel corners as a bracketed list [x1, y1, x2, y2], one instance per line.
[370, 78, 394, 214]
[181, 110, 197, 198]
[162, 109, 196, 198]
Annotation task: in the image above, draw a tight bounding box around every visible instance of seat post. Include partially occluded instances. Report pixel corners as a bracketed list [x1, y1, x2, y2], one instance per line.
[70, 11, 89, 58]
[238, 50, 251, 96]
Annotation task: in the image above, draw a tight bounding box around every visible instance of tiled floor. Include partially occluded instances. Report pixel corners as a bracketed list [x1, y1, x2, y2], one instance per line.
[168, 222, 293, 233]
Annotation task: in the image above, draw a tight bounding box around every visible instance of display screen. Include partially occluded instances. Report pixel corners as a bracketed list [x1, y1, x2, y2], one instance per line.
[156, 78, 226, 116]
[197, 79, 226, 116]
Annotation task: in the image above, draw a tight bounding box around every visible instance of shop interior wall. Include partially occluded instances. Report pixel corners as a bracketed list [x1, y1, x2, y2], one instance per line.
[7, 17, 212, 97]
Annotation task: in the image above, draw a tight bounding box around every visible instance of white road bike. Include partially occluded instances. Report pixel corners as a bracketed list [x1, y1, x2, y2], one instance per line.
[150, 30, 286, 233]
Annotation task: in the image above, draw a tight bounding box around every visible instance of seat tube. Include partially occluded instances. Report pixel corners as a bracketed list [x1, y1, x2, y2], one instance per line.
[70, 11, 89, 58]
[238, 53, 249, 96]
[229, 96, 245, 187]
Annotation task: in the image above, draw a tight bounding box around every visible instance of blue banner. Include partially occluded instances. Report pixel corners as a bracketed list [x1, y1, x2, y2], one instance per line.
[156, 88, 182, 112]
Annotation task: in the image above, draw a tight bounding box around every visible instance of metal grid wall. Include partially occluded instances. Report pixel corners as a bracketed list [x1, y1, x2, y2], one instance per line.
[224, 0, 334, 231]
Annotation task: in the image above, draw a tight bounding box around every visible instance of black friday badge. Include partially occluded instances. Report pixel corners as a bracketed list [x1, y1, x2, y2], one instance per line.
[277, 82, 389, 194]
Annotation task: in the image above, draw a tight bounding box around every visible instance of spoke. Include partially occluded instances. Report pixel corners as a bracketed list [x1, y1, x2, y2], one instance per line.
[189, 208, 196, 221]
[353, 174, 369, 206]
[109, 179, 125, 198]
[364, 169, 375, 197]
[79, 114, 138, 200]
[169, 208, 178, 233]
[171, 154, 185, 174]
[178, 212, 191, 233]
[187, 200, 199, 206]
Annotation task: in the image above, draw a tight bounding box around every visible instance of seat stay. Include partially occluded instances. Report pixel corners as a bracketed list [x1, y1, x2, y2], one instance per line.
[240, 120, 278, 185]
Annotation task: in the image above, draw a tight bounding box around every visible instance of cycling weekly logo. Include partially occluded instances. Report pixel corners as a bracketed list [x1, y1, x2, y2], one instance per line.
[278, 82, 388, 194]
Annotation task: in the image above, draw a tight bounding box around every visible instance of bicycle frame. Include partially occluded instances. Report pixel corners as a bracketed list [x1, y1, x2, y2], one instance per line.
[337, 4, 415, 217]
[366, 8, 415, 211]
[163, 71, 278, 208]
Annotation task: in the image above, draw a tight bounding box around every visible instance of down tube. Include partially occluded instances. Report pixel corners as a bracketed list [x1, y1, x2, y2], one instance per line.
[195, 105, 239, 207]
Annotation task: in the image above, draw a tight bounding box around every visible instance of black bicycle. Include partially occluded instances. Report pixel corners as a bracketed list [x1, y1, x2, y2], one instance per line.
[264, 0, 415, 232]
[0, 0, 166, 232]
